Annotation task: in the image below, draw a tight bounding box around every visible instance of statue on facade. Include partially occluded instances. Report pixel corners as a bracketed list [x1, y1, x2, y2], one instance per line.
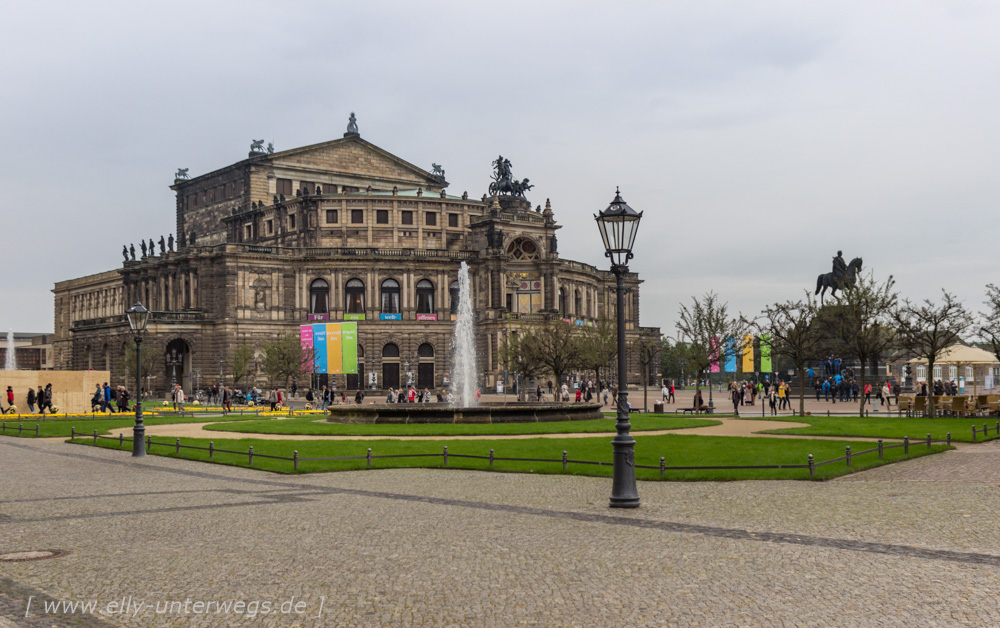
[550, 234, 558, 254]
[486, 224, 505, 249]
[168, 234, 174, 252]
[815, 251, 863, 304]
[346, 112, 359, 135]
[189, 230, 196, 245]
[431, 163, 445, 178]
[266, 142, 274, 154]
[129, 243, 136, 260]
[175, 168, 189, 179]
[140, 240, 147, 257]
[148, 238, 155, 255]
[488, 155, 532, 198]
[250, 139, 265, 153]
[158, 236, 166, 255]
[122, 245, 129, 261]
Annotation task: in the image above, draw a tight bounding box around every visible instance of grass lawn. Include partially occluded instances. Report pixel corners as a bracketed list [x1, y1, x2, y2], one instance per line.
[201, 413, 720, 437]
[71, 432, 949, 481]
[0, 414, 259, 438]
[753, 415, 1000, 443]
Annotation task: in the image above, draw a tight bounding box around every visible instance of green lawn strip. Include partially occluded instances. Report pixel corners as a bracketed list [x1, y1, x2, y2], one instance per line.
[200, 414, 720, 436]
[70, 433, 949, 480]
[751, 416, 1000, 443]
[0, 414, 260, 438]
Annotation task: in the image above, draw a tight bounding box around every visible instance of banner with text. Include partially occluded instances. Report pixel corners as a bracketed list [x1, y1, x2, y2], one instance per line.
[742, 335, 754, 373]
[724, 336, 737, 373]
[301, 322, 359, 374]
[760, 334, 772, 372]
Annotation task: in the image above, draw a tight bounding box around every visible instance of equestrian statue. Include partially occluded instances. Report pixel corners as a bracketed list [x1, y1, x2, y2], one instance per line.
[815, 250, 862, 304]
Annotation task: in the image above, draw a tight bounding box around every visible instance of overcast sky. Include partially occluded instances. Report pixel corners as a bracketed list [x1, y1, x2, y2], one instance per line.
[3, 1, 999, 336]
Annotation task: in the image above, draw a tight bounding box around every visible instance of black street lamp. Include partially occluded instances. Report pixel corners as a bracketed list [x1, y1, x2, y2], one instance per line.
[165, 348, 182, 390]
[595, 187, 642, 509]
[125, 301, 150, 457]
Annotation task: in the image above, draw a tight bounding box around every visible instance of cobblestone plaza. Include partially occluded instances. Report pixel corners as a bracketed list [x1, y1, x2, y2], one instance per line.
[2, 436, 999, 626]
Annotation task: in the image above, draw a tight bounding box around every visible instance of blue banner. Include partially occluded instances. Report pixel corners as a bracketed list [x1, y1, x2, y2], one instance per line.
[313, 323, 327, 374]
[724, 336, 737, 373]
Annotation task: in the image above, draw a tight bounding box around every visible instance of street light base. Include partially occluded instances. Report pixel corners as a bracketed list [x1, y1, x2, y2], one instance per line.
[609, 434, 640, 508]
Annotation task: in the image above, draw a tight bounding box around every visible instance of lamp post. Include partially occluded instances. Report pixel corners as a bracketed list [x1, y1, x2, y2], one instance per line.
[165, 348, 182, 390]
[125, 301, 150, 457]
[595, 187, 642, 509]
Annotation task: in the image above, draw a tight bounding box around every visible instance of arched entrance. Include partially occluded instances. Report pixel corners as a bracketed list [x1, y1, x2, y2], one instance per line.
[417, 343, 435, 389]
[382, 343, 400, 390]
[164, 338, 191, 395]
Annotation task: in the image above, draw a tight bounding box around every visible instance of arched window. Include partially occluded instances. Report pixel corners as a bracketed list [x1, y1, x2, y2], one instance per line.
[417, 343, 435, 388]
[916, 364, 927, 380]
[418, 343, 434, 357]
[574, 290, 582, 316]
[380, 279, 400, 314]
[416, 279, 434, 314]
[382, 343, 399, 358]
[932, 365, 942, 380]
[559, 288, 566, 316]
[309, 279, 329, 314]
[345, 279, 365, 314]
[450, 281, 460, 315]
[586, 291, 592, 318]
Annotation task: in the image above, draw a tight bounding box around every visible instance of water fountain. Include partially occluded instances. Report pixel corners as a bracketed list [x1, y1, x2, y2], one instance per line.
[326, 262, 601, 424]
[4, 330, 16, 370]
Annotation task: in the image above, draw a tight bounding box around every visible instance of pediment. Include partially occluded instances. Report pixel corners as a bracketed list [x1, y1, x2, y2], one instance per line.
[270, 137, 444, 188]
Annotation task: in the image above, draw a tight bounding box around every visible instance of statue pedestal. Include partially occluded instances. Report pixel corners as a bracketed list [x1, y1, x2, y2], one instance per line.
[497, 196, 531, 213]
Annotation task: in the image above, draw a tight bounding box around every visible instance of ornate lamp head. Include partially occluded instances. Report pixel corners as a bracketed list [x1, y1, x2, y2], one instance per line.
[125, 302, 149, 334]
[594, 187, 642, 267]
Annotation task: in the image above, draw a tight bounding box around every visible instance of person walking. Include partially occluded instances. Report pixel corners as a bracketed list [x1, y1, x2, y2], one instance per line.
[5, 386, 13, 414]
[662, 383, 669, 402]
[36, 386, 47, 414]
[768, 386, 778, 416]
[730, 384, 741, 415]
[222, 386, 231, 414]
[117, 386, 129, 413]
[268, 388, 278, 411]
[881, 381, 892, 409]
[26, 386, 35, 413]
[777, 382, 787, 411]
[173, 384, 186, 412]
[668, 382, 675, 403]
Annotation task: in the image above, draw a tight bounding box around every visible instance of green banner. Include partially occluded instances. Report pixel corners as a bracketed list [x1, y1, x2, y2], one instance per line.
[341, 321, 358, 374]
[760, 334, 772, 372]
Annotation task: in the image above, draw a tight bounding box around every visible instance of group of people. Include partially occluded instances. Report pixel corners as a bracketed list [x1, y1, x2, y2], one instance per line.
[727, 379, 793, 415]
[90, 382, 131, 413]
[814, 378, 894, 407]
[2, 384, 55, 414]
[917, 380, 961, 397]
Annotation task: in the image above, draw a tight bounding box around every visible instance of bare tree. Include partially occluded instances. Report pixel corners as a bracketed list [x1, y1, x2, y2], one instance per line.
[676, 292, 749, 411]
[980, 284, 1000, 363]
[632, 335, 661, 412]
[817, 271, 898, 416]
[895, 290, 973, 417]
[527, 320, 583, 397]
[118, 337, 158, 390]
[230, 343, 256, 388]
[577, 316, 617, 388]
[497, 328, 546, 401]
[754, 295, 826, 416]
[260, 336, 312, 389]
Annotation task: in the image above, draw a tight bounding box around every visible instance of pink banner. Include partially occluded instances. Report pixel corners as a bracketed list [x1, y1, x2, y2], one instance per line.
[709, 336, 720, 373]
[300, 325, 314, 373]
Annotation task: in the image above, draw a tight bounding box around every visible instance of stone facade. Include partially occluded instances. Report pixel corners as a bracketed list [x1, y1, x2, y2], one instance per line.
[53, 133, 660, 395]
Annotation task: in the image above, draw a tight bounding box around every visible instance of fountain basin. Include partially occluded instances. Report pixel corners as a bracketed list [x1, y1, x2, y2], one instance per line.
[326, 402, 604, 424]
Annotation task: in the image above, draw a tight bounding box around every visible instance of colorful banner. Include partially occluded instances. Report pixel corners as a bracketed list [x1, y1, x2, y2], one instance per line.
[300, 325, 313, 362]
[326, 323, 343, 374]
[416, 314, 438, 321]
[710, 336, 720, 373]
[760, 334, 772, 372]
[742, 335, 754, 373]
[344, 313, 366, 321]
[312, 323, 327, 374]
[341, 321, 358, 375]
[724, 336, 737, 373]
[380, 313, 401, 321]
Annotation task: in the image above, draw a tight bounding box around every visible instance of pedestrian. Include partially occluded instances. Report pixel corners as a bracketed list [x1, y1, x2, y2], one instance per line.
[173, 384, 185, 412]
[561, 383, 570, 402]
[731, 385, 740, 415]
[881, 381, 892, 408]
[5, 386, 14, 414]
[668, 382, 675, 403]
[768, 387, 777, 416]
[407, 387, 416, 403]
[603, 387, 609, 406]
[37, 386, 47, 414]
[536, 385, 543, 402]
[26, 386, 35, 413]
[222, 386, 231, 414]
[268, 388, 278, 411]
[105, 383, 117, 413]
[117, 386, 129, 413]
[355, 389, 364, 404]
[386, 387, 395, 403]
[777, 382, 787, 411]
[574, 388, 582, 403]
[662, 382, 669, 402]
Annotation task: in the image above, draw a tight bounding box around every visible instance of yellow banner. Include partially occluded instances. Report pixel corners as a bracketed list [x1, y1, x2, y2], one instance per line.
[326, 323, 343, 374]
[742, 335, 754, 372]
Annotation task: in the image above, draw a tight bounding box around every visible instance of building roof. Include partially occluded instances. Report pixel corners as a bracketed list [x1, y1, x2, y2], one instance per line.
[908, 343, 999, 364]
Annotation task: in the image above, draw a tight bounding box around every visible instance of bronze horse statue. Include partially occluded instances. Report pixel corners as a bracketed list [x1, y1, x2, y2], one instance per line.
[815, 257, 862, 304]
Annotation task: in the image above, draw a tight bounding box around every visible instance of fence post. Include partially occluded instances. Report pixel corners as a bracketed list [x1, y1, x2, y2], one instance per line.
[660, 456, 666, 477]
[19, 423, 23, 435]
[35, 424, 39, 436]
[147, 435, 151, 450]
[293, 450, 299, 471]
[984, 423, 988, 438]
[209, 441, 214, 458]
[93, 430, 97, 444]
[808, 454, 815, 477]
[927, 433, 931, 449]
[248, 446, 253, 466]
[489, 449, 494, 467]
[827, 410, 830, 417]
[443, 446, 448, 466]
[878, 439, 883, 459]
[996, 421, 999, 436]
[904, 436, 909, 453]
[367, 448, 372, 467]
[972, 425, 977, 441]
[560, 450, 568, 470]
[71, 426, 75, 439]
[846, 445, 852, 467]
[119, 433, 124, 447]
[175, 438, 181, 454]
[1, 422, 5, 432]
[947, 432, 951, 446]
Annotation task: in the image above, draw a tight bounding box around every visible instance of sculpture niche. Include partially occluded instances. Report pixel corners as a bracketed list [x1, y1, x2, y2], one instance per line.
[488, 155, 533, 198]
[815, 250, 863, 304]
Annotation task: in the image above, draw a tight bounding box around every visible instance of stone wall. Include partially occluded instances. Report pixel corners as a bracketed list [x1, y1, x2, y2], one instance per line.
[2, 370, 110, 414]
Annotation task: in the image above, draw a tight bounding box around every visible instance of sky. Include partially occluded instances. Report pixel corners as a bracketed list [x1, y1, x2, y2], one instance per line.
[3, 0, 999, 335]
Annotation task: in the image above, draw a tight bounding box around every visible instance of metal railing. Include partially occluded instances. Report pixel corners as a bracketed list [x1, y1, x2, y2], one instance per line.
[64, 427, 990, 477]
